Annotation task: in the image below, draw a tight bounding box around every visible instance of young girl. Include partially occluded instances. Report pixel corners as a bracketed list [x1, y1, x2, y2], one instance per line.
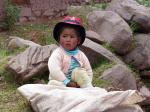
[48, 16, 93, 88]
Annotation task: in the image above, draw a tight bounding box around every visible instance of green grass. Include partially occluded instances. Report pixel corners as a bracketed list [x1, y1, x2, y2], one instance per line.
[136, 0, 150, 7]
[9, 23, 56, 46]
[0, 49, 33, 112]
[0, 82, 32, 112]
[92, 58, 115, 87]
[93, 3, 108, 9]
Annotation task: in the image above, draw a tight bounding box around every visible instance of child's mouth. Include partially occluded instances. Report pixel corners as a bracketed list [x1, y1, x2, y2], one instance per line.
[66, 44, 71, 46]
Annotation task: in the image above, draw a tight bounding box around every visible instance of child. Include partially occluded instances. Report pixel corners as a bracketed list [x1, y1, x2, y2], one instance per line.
[48, 16, 93, 88]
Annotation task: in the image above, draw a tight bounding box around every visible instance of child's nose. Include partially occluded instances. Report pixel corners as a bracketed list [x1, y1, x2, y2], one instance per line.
[66, 36, 71, 41]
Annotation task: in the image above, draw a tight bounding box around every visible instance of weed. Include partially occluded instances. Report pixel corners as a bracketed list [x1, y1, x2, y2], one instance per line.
[136, 0, 150, 7]
[92, 58, 114, 87]
[93, 3, 108, 9]
[4, 0, 20, 30]
[9, 23, 56, 45]
[0, 50, 32, 112]
[102, 43, 116, 53]
[129, 21, 140, 33]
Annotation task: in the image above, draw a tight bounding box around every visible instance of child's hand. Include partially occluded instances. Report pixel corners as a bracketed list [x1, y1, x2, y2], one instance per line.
[66, 81, 80, 88]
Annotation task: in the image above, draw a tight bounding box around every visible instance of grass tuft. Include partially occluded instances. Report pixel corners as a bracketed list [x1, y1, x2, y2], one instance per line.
[92, 58, 115, 87]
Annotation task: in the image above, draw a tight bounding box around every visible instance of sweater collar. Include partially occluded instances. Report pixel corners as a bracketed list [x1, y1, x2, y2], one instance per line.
[61, 46, 79, 56]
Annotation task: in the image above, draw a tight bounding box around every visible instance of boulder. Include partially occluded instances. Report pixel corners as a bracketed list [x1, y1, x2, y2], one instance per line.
[106, 0, 150, 33]
[124, 34, 150, 71]
[140, 86, 150, 98]
[87, 10, 133, 55]
[8, 36, 41, 50]
[6, 44, 57, 83]
[86, 30, 105, 44]
[81, 38, 124, 65]
[101, 64, 137, 90]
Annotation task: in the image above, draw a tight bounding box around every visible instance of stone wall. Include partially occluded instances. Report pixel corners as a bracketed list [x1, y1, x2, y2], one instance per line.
[1, 0, 112, 23]
[19, 0, 68, 23]
[12, 0, 30, 5]
[0, 0, 5, 21]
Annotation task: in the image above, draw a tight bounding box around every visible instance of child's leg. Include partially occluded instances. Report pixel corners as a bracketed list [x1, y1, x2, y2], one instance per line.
[48, 80, 65, 87]
[71, 68, 93, 88]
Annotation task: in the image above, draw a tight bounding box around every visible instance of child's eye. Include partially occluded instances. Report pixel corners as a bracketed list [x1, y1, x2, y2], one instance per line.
[71, 35, 76, 38]
[63, 35, 67, 38]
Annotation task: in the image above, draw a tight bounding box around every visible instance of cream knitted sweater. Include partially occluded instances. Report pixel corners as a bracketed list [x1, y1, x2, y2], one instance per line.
[48, 47, 93, 82]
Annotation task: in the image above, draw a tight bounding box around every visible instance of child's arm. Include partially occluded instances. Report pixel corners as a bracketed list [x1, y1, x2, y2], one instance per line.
[48, 49, 67, 82]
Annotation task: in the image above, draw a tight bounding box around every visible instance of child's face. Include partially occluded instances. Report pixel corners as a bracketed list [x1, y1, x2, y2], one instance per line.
[59, 28, 80, 50]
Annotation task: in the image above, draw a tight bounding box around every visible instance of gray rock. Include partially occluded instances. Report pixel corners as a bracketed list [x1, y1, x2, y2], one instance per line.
[87, 10, 133, 55]
[8, 36, 41, 50]
[140, 86, 150, 98]
[81, 38, 124, 65]
[106, 0, 150, 33]
[6, 44, 58, 83]
[101, 64, 137, 90]
[86, 30, 105, 44]
[19, 7, 32, 17]
[124, 34, 150, 70]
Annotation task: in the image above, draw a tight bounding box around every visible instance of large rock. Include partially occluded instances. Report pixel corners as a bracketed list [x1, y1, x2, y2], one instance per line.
[106, 0, 150, 33]
[81, 38, 124, 65]
[124, 34, 150, 78]
[6, 44, 57, 83]
[124, 34, 150, 70]
[87, 10, 133, 55]
[101, 64, 137, 90]
[86, 30, 105, 44]
[8, 36, 41, 50]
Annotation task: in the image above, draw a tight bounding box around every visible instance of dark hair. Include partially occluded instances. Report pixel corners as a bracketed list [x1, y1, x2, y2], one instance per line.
[57, 24, 82, 41]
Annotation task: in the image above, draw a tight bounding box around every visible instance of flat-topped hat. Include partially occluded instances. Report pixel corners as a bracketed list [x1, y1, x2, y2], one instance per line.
[53, 16, 86, 45]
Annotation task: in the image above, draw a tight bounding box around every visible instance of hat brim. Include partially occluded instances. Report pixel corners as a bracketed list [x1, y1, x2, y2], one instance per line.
[53, 22, 86, 45]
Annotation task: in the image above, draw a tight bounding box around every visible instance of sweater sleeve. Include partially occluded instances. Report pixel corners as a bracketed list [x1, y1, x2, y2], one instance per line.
[81, 52, 93, 82]
[48, 48, 66, 82]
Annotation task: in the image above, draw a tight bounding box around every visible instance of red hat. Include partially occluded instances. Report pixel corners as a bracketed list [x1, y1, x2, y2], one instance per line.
[53, 16, 86, 45]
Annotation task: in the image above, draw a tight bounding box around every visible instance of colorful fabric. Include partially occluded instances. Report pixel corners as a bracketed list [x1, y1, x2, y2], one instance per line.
[63, 78, 70, 85]
[48, 46, 93, 83]
[66, 56, 81, 80]
[64, 47, 79, 56]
